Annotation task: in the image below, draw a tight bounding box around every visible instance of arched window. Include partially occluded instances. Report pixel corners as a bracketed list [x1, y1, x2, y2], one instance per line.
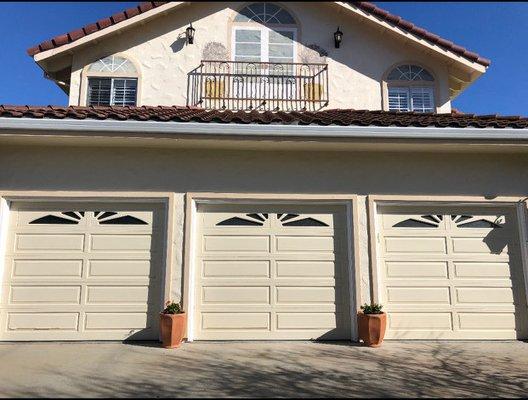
[234, 3, 296, 24]
[386, 64, 435, 113]
[86, 55, 138, 106]
[232, 3, 297, 66]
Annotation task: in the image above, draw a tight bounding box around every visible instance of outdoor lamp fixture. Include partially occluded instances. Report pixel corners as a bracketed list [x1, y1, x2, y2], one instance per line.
[186, 23, 195, 44]
[334, 26, 343, 48]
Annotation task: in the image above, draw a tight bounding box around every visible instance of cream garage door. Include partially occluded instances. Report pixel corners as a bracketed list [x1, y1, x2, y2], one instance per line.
[0, 202, 164, 341]
[378, 205, 528, 339]
[194, 204, 352, 340]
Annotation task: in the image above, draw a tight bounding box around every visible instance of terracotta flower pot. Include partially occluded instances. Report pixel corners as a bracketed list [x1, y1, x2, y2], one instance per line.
[357, 312, 387, 347]
[160, 312, 186, 348]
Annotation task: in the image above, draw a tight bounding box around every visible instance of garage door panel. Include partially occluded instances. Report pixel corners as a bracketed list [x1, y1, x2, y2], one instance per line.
[88, 260, 154, 278]
[201, 312, 270, 330]
[15, 234, 84, 251]
[276, 286, 336, 304]
[86, 286, 150, 304]
[386, 287, 450, 304]
[451, 237, 509, 255]
[276, 236, 334, 252]
[12, 259, 83, 278]
[203, 235, 270, 252]
[453, 262, 512, 278]
[378, 206, 528, 340]
[276, 313, 337, 330]
[388, 312, 453, 331]
[202, 286, 270, 304]
[84, 312, 150, 330]
[90, 234, 152, 251]
[455, 287, 514, 304]
[7, 312, 79, 331]
[458, 313, 516, 330]
[385, 261, 448, 278]
[9, 286, 81, 304]
[384, 237, 446, 254]
[202, 260, 270, 278]
[276, 261, 335, 277]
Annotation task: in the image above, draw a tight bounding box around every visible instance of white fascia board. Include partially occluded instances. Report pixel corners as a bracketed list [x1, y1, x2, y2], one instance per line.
[0, 117, 527, 142]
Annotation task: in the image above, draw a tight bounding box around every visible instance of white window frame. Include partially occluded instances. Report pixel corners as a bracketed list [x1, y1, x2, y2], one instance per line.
[232, 26, 297, 64]
[387, 85, 435, 113]
[87, 77, 138, 107]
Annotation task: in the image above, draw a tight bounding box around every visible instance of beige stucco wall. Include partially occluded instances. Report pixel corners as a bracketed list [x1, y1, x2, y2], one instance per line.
[1, 143, 527, 304]
[68, 1, 452, 112]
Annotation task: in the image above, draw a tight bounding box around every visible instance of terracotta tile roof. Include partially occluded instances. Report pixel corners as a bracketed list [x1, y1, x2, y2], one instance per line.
[26, 1, 490, 67]
[1, 106, 526, 129]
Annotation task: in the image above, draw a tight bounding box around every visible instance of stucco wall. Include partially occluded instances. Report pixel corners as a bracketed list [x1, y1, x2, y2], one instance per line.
[1, 144, 527, 304]
[68, 1, 452, 112]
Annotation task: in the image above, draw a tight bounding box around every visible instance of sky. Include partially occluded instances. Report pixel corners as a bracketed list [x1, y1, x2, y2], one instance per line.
[0, 1, 527, 115]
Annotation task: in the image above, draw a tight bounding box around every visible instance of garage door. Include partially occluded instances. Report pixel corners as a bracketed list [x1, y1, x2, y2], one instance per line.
[193, 204, 352, 340]
[0, 202, 164, 341]
[378, 205, 528, 339]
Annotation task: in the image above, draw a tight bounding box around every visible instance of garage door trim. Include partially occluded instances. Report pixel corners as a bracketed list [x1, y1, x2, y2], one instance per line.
[183, 193, 361, 341]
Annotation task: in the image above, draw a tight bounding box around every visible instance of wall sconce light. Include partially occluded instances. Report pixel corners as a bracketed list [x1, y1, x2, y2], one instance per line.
[334, 27, 343, 48]
[186, 23, 195, 45]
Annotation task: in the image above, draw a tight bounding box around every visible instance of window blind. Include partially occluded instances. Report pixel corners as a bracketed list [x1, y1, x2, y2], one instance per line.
[88, 78, 137, 106]
[388, 86, 434, 113]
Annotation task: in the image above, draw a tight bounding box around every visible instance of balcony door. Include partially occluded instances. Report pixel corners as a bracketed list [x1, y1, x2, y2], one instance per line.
[233, 26, 296, 66]
[232, 26, 297, 107]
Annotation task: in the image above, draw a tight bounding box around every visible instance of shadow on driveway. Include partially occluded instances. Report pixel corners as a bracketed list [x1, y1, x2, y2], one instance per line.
[1, 341, 527, 398]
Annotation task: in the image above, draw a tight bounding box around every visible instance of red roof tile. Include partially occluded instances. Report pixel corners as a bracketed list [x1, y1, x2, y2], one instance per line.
[26, 2, 490, 67]
[0, 106, 526, 129]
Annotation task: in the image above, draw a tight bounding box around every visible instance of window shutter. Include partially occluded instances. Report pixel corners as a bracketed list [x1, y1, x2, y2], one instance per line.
[111, 79, 138, 106]
[410, 87, 434, 113]
[87, 78, 112, 106]
[388, 87, 410, 112]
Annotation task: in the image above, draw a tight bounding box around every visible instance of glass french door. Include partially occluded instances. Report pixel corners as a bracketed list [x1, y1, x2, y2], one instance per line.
[232, 26, 297, 106]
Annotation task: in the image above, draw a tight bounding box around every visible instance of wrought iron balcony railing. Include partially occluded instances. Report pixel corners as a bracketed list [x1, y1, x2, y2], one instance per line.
[187, 60, 329, 112]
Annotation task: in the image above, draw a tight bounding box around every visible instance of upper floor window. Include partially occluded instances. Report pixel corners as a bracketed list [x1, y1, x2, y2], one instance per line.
[86, 55, 138, 107]
[386, 64, 435, 113]
[233, 3, 297, 71]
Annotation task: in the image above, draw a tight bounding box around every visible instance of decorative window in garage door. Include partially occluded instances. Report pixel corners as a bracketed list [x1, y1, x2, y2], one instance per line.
[393, 214, 504, 229]
[216, 213, 328, 227]
[29, 211, 147, 225]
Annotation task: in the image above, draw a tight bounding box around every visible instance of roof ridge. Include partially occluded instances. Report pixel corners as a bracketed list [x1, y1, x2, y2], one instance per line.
[26, 1, 490, 67]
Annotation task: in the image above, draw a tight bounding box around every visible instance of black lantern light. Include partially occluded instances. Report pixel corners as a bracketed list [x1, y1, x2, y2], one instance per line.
[334, 26, 343, 48]
[186, 23, 195, 44]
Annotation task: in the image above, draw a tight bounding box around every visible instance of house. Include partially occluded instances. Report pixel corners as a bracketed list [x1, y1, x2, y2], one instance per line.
[0, 1, 527, 343]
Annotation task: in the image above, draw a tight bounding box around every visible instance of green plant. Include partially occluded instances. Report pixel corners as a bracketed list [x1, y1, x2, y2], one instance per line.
[162, 301, 183, 314]
[360, 303, 383, 314]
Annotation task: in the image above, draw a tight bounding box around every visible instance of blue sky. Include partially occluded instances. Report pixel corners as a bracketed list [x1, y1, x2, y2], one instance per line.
[0, 1, 526, 115]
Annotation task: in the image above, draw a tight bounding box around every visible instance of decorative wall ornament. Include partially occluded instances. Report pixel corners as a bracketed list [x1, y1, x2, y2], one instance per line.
[217, 213, 328, 227]
[29, 211, 147, 225]
[299, 44, 328, 64]
[202, 42, 228, 61]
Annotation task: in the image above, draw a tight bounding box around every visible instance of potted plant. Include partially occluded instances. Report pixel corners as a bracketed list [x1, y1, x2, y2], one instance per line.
[159, 301, 186, 348]
[357, 303, 386, 347]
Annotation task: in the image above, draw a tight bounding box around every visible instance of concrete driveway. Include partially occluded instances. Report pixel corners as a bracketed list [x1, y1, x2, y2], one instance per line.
[0, 341, 527, 398]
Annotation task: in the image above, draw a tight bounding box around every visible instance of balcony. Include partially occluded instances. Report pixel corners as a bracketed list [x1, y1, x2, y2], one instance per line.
[187, 60, 329, 112]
